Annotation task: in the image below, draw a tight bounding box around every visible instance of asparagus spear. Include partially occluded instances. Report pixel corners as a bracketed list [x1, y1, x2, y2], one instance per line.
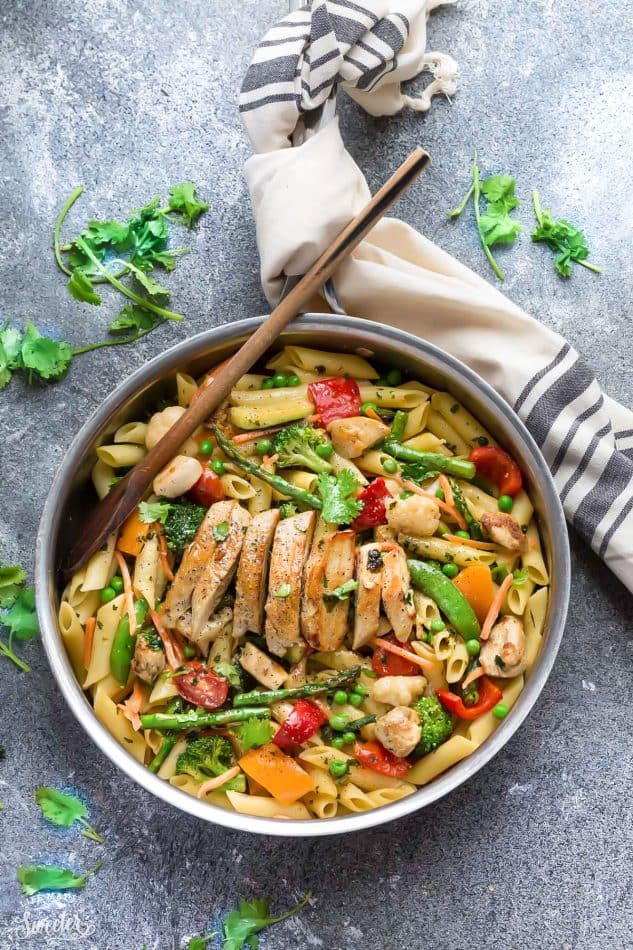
[214, 428, 322, 511]
[381, 440, 476, 480]
[233, 667, 361, 707]
[448, 477, 483, 539]
[390, 410, 408, 441]
[140, 705, 271, 733]
[148, 698, 182, 772]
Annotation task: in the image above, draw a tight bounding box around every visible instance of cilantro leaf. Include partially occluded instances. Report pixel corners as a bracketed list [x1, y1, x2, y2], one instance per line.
[316, 469, 363, 525]
[0, 563, 27, 609]
[222, 892, 311, 950]
[236, 717, 274, 752]
[139, 500, 172, 525]
[0, 323, 23, 370]
[67, 268, 102, 305]
[531, 190, 602, 277]
[118, 260, 172, 297]
[185, 936, 216, 950]
[324, 578, 359, 601]
[3, 586, 39, 641]
[35, 786, 105, 842]
[109, 303, 160, 336]
[273, 584, 292, 599]
[212, 522, 230, 542]
[168, 182, 209, 228]
[17, 861, 102, 896]
[479, 175, 522, 249]
[21, 323, 73, 382]
[511, 567, 530, 587]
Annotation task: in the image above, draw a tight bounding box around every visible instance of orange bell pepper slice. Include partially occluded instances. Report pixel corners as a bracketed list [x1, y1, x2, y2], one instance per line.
[239, 743, 315, 804]
[116, 509, 151, 558]
[452, 563, 495, 624]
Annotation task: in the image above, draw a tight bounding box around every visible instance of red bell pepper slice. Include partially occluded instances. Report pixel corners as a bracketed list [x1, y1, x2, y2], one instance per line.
[272, 699, 327, 752]
[187, 469, 225, 507]
[371, 633, 419, 678]
[351, 478, 391, 532]
[469, 446, 522, 497]
[354, 740, 410, 778]
[436, 677, 503, 720]
[308, 377, 361, 427]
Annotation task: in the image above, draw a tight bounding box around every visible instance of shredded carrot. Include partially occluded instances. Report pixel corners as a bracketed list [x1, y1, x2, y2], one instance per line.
[443, 534, 497, 551]
[117, 680, 144, 732]
[307, 413, 321, 424]
[462, 666, 485, 689]
[149, 609, 183, 670]
[115, 550, 136, 636]
[371, 636, 435, 673]
[158, 530, 175, 582]
[439, 473, 453, 508]
[83, 617, 95, 671]
[480, 572, 514, 641]
[364, 406, 383, 423]
[231, 424, 285, 444]
[262, 453, 279, 465]
[197, 766, 241, 798]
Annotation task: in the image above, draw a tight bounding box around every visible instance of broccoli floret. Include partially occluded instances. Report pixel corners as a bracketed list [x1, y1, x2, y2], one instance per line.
[176, 736, 246, 792]
[279, 501, 298, 519]
[412, 695, 453, 756]
[163, 500, 205, 556]
[272, 424, 333, 474]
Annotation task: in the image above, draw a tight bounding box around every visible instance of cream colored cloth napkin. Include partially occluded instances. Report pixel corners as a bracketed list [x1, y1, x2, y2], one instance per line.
[240, 3, 633, 593]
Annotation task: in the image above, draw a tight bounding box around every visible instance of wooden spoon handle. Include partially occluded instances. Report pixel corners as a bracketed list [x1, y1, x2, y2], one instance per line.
[65, 147, 429, 573]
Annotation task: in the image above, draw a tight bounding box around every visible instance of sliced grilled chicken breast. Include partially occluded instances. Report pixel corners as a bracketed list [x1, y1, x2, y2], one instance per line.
[302, 525, 355, 651]
[352, 543, 384, 649]
[239, 641, 287, 689]
[265, 510, 316, 657]
[163, 500, 250, 639]
[381, 545, 415, 642]
[233, 509, 280, 639]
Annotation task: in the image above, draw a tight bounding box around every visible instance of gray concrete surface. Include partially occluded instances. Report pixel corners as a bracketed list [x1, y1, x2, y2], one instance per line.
[1, 1, 631, 948]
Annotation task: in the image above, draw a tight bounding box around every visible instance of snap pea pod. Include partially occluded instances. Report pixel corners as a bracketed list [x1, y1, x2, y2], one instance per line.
[213, 428, 322, 511]
[381, 440, 476, 480]
[148, 698, 183, 773]
[140, 706, 271, 733]
[448, 477, 483, 540]
[110, 597, 150, 686]
[233, 667, 361, 707]
[408, 559, 481, 640]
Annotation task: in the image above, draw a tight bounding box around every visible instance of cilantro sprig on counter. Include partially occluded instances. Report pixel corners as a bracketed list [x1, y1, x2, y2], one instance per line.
[17, 861, 102, 896]
[221, 892, 311, 950]
[35, 786, 105, 843]
[0, 561, 39, 672]
[531, 190, 602, 277]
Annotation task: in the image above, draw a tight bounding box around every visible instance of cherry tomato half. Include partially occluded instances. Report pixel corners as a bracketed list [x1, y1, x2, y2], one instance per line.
[469, 446, 522, 497]
[187, 469, 225, 507]
[174, 662, 229, 710]
[354, 740, 410, 777]
[371, 634, 419, 677]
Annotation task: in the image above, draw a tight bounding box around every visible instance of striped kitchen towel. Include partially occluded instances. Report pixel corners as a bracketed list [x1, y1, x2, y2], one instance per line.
[239, 0, 633, 593]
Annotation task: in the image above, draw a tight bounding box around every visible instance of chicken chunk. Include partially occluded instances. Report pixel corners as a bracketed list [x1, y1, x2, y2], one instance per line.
[370, 675, 427, 707]
[480, 615, 527, 677]
[265, 510, 316, 657]
[239, 641, 287, 689]
[131, 633, 165, 684]
[233, 509, 280, 638]
[327, 416, 390, 458]
[163, 500, 251, 641]
[380, 545, 415, 642]
[481, 512, 526, 551]
[352, 543, 384, 649]
[171, 606, 233, 656]
[386, 493, 440, 538]
[302, 525, 355, 651]
[374, 706, 422, 758]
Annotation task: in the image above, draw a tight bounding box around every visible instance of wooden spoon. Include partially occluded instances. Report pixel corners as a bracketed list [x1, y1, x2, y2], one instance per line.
[65, 147, 430, 573]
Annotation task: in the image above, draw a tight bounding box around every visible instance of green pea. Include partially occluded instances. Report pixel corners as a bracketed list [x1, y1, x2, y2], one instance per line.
[492, 703, 509, 720]
[348, 692, 363, 708]
[273, 373, 289, 388]
[455, 530, 471, 540]
[331, 736, 345, 750]
[328, 759, 349, 779]
[466, 639, 481, 656]
[498, 494, 513, 513]
[424, 631, 433, 645]
[351, 683, 368, 697]
[210, 459, 225, 475]
[342, 732, 356, 745]
[199, 439, 214, 456]
[256, 439, 272, 456]
[100, 586, 116, 603]
[361, 401, 379, 416]
[436, 523, 449, 536]
[441, 562, 459, 579]
[329, 714, 348, 732]
[435, 488, 445, 501]
[261, 378, 275, 389]
[110, 576, 124, 593]
[386, 368, 403, 386]
[333, 690, 348, 705]
[287, 374, 301, 387]
[183, 644, 197, 660]
[315, 442, 333, 460]
[382, 458, 398, 474]
[430, 618, 445, 633]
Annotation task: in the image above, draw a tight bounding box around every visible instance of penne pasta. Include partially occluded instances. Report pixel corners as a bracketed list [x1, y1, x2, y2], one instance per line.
[114, 421, 148, 445]
[96, 443, 146, 468]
